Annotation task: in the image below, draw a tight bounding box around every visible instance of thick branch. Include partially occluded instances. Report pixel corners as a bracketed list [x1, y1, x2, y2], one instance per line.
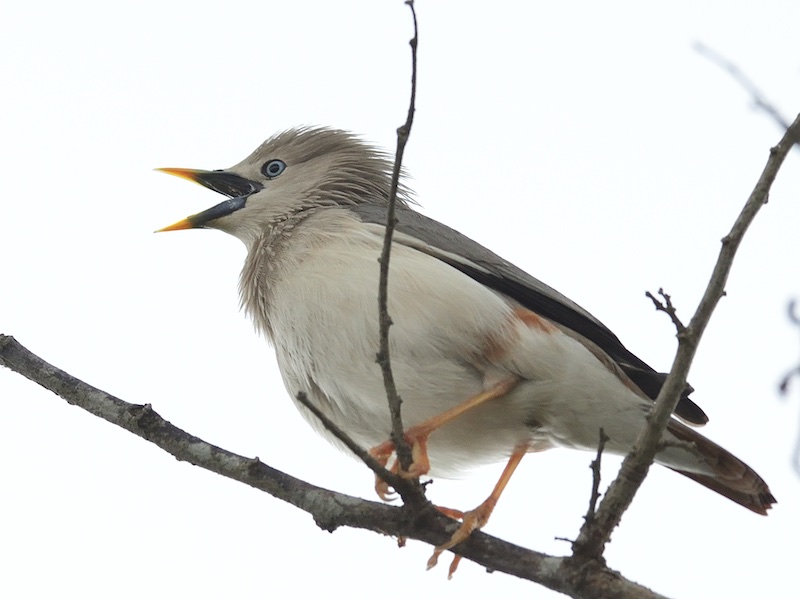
[573, 113, 800, 559]
[1, 334, 666, 599]
[376, 0, 418, 472]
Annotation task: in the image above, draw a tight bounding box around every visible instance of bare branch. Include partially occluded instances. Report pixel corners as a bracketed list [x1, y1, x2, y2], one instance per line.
[778, 299, 800, 475]
[645, 288, 686, 333]
[583, 428, 610, 525]
[777, 368, 800, 395]
[789, 299, 800, 326]
[694, 42, 791, 130]
[779, 299, 800, 396]
[294, 392, 424, 504]
[1, 334, 670, 598]
[376, 0, 418, 473]
[696, 44, 800, 478]
[573, 113, 800, 560]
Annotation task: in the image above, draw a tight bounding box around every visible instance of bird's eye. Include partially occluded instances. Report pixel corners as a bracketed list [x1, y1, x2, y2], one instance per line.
[262, 159, 287, 179]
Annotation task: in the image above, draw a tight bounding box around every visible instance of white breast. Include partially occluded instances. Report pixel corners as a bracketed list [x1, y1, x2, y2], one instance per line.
[245, 208, 712, 478]
[250, 209, 542, 473]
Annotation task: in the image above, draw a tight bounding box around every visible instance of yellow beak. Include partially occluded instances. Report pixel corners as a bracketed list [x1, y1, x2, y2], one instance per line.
[155, 167, 262, 232]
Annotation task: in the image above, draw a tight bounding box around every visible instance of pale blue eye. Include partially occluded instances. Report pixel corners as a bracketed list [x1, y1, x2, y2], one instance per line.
[262, 159, 286, 179]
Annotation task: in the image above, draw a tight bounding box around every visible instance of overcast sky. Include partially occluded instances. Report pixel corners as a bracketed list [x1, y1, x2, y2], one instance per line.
[2, 1, 799, 598]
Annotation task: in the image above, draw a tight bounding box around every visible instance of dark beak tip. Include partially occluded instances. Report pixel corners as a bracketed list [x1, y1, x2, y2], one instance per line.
[157, 169, 261, 229]
[157, 167, 262, 199]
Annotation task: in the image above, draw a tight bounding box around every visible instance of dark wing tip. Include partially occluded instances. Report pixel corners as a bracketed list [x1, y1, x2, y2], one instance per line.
[624, 367, 709, 425]
[673, 394, 710, 426]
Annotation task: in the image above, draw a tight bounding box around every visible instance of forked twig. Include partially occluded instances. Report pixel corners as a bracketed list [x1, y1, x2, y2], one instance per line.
[645, 288, 686, 333]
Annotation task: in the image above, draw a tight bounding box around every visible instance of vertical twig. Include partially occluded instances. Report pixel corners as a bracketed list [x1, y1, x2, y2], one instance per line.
[778, 299, 800, 474]
[376, 0, 418, 473]
[583, 428, 609, 525]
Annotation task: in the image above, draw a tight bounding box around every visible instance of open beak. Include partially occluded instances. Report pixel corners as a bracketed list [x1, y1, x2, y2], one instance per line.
[156, 168, 262, 232]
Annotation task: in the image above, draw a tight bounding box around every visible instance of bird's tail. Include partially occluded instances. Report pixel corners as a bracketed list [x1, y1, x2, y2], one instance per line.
[664, 420, 776, 515]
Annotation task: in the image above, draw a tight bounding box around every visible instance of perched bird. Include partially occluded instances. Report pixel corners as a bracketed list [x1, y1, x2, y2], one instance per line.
[157, 127, 775, 570]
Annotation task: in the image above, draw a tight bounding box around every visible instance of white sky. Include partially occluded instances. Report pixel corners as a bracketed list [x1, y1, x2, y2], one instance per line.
[2, 1, 799, 598]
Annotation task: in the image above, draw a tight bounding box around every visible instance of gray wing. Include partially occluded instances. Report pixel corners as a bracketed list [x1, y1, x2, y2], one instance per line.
[349, 203, 708, 425]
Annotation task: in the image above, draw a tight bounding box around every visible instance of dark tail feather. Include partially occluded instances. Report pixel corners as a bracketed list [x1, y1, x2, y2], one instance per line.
[672, 469, 776, 515]
[666, 420, 776, 515]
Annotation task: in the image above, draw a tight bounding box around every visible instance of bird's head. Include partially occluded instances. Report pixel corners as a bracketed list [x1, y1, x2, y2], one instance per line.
[157, 127, 409, 247]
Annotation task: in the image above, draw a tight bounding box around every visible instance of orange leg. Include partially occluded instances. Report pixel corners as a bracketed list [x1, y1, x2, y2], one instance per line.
[369, 377, 519, 500]
[428, 444, 528, 578]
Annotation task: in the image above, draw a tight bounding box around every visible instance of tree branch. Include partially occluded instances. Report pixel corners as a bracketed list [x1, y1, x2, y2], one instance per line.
[694, 42, 792, 130]
[573, 112, 800, 560]
[778, 299, 800, 397]
[778, 299, 800, 475]
[294, 392, 422, 503]
[645, 288, 686, 333]
[583, 428, 610, 525]
[376, 0, 418, 474]
[0, 334, 668, 599]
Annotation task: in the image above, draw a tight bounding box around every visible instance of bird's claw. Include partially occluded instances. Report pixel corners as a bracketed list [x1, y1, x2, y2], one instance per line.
[369, 429, 432, 501]
[426, 500, 496, 577]
[374, 476, 397, 501]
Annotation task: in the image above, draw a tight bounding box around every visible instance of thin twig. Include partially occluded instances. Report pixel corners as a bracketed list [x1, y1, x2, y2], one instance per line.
[645, 288, 686, 333]
[573, 113, 800, 560]
[779, 366, 800, 396]
[294, 392, 421, 502]
[376, 0, 418, 473]
[583, 428, 609, 525]
[778, 299, 800, 475]
[779, 299, 800, 395]
[695, 44, 800, 476]
[694, 42, 791, 130]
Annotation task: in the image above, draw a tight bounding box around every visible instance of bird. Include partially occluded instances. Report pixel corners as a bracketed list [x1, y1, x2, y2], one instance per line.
[157, 126, 775, 573]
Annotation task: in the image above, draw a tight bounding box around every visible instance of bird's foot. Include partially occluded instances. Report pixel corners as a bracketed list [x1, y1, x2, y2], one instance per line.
[368, 379, 519, 502]
[427, 499, 497, 578]
[427, 445, 528, 578]
[369, 427, 432, 501]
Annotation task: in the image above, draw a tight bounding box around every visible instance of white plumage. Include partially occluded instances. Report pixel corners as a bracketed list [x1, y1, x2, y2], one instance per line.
[158, 127, 774, 525]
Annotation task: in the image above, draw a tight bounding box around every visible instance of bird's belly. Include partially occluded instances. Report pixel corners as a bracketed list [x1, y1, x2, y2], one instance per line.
[263, 228, 538, 475]
[274, 334, 543, 476]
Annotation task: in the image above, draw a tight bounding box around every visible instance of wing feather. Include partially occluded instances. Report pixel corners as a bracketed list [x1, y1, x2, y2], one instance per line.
[349, 203, 708, 425]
